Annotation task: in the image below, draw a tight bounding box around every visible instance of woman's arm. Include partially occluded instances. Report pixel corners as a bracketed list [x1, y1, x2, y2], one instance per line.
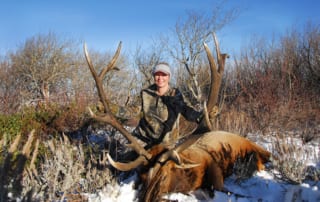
[168, 89, 203, 123]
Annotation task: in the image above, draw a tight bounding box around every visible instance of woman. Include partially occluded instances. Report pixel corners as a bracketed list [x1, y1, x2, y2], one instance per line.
[132, 62, 203, 148]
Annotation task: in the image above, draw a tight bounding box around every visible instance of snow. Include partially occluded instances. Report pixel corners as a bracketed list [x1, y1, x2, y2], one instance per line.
[87, 171, 320, 202]
[87, 175, 138, 202]
[86, 134, 320, 202]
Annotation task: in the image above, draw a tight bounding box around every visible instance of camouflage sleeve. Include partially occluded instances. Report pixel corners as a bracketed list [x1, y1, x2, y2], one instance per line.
[171, 89, 203, 123]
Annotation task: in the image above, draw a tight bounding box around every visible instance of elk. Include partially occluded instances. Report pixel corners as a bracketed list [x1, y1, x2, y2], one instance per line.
[83, 34, 271, 202]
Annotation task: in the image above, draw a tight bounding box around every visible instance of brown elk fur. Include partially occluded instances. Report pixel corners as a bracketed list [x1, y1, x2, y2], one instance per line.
[139, 131, 271, 201]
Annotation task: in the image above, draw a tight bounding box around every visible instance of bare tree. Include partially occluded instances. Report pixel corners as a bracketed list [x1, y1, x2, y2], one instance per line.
[297, 22, 320, 92]
[163, 1, 239, 102]
[0, 58, 21, 114]
[10, 32, 76, 106]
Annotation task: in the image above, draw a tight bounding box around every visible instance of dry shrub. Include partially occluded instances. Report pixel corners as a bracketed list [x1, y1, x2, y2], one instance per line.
[270, 132, 319, 184]
[221, 23, 320, 137]
[24, 133, 114, 201]
[1, 102, 91, 140]
[219, 79, 319, 139]
[213, 105, 256, 136]
[0, 130, 115, 201]
[279, 100, 318, 128]
[51, 102, 89, 133]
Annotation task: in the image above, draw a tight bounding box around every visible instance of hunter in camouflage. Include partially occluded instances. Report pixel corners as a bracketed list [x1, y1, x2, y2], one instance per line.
[132, 62, 202, 148]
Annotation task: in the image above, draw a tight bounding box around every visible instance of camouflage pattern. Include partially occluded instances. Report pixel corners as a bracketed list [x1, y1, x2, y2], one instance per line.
[133, 84, 202, 147]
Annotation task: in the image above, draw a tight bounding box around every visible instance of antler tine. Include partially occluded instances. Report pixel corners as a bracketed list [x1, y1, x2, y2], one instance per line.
[84, 43, 152, 164]
[213, 33, 229, 74]
[213, 33, 221, 68]
[84, 43, 110, 112]
[203, 42, 219, 111]
[203, 33, 228, 112]
[99, 41, 122, 78]
[107, 153, 148, 171]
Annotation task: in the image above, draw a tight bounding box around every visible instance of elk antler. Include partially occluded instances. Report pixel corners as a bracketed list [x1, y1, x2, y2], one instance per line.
[114, 34, 229, 173]
[106, 154, 150, 171]
[203, 33, 229, 129]
[84, 43, 152, 166]
[86, 34, 228, 172]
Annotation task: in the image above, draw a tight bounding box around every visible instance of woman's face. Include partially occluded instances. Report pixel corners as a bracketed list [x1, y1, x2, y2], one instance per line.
[154, 71, 170, 88]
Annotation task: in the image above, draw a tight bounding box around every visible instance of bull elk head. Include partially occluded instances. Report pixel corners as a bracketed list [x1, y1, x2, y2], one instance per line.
[84, 34, 271, 202]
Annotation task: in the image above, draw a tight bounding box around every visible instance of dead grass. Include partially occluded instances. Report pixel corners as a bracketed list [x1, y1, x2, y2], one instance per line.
[0, 130, 115, 201]
[270, 132, 319, 184]
[0, 130, 37, 201]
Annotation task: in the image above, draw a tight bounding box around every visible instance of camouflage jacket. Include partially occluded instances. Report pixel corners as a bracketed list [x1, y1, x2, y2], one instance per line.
[133, 84, 202, 147]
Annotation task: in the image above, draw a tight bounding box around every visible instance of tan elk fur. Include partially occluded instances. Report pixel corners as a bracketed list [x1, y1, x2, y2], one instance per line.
[139, 131, 271, 201]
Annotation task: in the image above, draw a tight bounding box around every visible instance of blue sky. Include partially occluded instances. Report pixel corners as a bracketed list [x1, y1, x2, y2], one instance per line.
[0, 0, 319, 55]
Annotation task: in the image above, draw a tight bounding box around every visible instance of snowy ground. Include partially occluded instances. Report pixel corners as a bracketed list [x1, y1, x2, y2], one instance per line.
[86, 132, 320, 202]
